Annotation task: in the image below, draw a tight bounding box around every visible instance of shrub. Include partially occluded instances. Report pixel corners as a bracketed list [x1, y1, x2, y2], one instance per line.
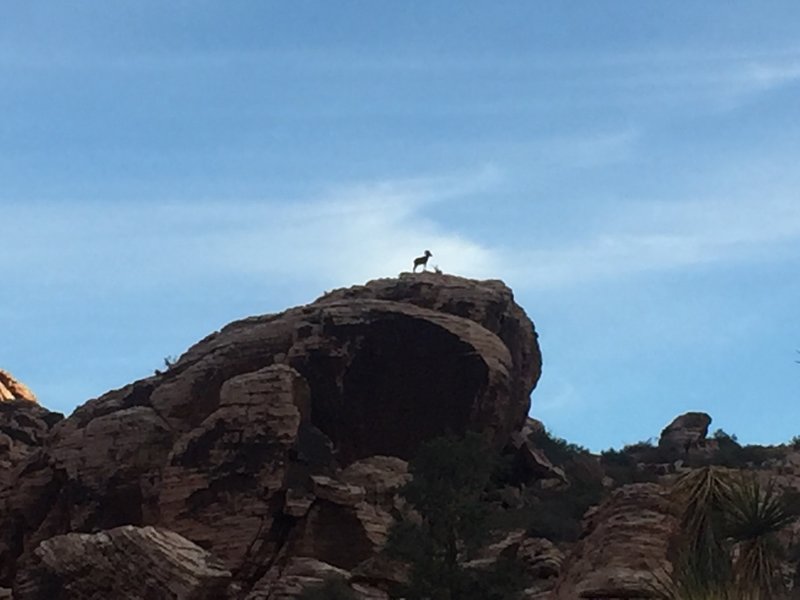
[600, 448, 658, 485]
[527, 428, 590, 466]
[387, 433, 526, 599]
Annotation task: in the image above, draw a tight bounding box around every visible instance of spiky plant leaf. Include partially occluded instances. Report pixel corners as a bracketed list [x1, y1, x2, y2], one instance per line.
[724, 476, 793, 599]
[671, 466, 735, 587]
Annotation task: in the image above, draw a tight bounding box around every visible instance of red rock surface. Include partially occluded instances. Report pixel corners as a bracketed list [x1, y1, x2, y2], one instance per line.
[551, 483, 678, 599]
[0, 371, 37, 403]
[0, 274, 543, 597]
[13, 525, 231, 600]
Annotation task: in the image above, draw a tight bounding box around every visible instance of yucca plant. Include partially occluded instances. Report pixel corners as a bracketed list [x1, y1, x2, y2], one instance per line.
[651, 467, 794, 600]
[726, 477, 794, 598]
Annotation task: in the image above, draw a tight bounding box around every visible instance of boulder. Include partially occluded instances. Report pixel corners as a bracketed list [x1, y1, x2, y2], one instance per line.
[510, 429, 568, 484]
[286, 498, 394, 571]
[340, 456, 410, 503]
[12, 526, 231, 600]
[469, 529, 564, 593]
[318, 272, 541, 436]
[245, 557, 388, 600]
[551, 483, 677, 599]
[659, 412, 712, 454]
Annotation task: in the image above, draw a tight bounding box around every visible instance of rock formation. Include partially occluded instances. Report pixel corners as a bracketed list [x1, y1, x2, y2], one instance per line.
[658, 411, 711, 454]
[0, 371, 37, 403]
[551, 483, 678, 599]
[0, 274, 543, 598]
[13, 526, 231, 599]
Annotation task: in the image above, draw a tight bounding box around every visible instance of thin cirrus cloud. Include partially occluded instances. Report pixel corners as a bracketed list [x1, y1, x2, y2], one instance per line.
[6, 165, 799, 297]
[506, 194, 800, 291]
[1, 169, 502, 293]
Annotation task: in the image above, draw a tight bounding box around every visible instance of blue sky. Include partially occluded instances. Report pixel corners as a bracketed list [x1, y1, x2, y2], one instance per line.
[2, 2, 799, 450]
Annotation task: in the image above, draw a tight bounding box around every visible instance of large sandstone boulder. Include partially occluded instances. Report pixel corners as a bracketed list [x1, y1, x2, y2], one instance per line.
[658, 411, 711, 454]
[0, 274, 542, 592]
[551, 483, 677, 599]
[318, 272, 541, 438]
[12, 525, 231, 599]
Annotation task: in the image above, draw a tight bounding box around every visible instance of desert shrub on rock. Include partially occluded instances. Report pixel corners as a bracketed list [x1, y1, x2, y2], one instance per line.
[386, 432, 526, 600]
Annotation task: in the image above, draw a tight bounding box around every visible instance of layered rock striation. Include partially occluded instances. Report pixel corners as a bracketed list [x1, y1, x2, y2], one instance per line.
[551, 483, 678, 599]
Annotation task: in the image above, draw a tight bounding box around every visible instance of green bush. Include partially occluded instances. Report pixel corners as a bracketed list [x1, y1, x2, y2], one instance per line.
[694, 432, 783, 469]
[527, 428, 590, 466]
[386, 433, 526, 599]
[600, 448, 658, 485]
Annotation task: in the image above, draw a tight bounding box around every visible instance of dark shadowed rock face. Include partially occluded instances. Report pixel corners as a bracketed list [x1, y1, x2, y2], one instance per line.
[318, 273, 541, 434]
[0, 400, 62, 475]
[0, 400, 63, 584]
[0, 274, 542, 594]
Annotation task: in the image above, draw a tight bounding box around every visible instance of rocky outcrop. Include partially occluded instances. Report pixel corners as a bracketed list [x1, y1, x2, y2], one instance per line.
[13, 525, 231, 599]
[0, 397, 63, 585]
[658, 411, 711, 454]
[510, 429, 567, 485]
[0, 371, 37, 404]
[0, 274, 542, 594]
[245, 557, 388, 600]
[469, 530, 564, 597]
[159, 365, 308, 569]
[0, 400, 61, 477]
[551, 483, 677, 599]
[318, 272, 541, 438]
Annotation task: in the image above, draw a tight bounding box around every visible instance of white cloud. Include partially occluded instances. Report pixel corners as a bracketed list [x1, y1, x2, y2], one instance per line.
[0, 168, 503, 293]
[744, 60, 800, 91]
[506, 195, 800, 290]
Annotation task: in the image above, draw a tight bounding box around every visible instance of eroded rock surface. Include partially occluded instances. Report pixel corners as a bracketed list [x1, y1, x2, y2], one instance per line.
[159, 365, 308, 569]
[0, 274, 542, 594]
[246, 557, 388, 600]
[551, 483, 677, 599]
[0, 400, 61, 478]
[318, 272, 541, 438]
[0, 370, 37, 404]
[13, 525, 231, 600]
[659, 411, 711, 454]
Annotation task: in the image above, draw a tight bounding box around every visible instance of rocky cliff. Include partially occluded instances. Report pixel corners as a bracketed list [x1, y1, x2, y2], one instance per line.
[0, 273, 544, 598]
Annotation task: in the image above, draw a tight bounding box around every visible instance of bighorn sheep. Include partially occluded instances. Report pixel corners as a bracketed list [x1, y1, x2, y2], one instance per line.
[413, 250, 432, 272]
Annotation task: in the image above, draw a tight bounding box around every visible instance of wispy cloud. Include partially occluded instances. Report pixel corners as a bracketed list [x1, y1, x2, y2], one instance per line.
[506, 194, 800, 290]
[1, 168, 503, 293]
[745, 60, 800, 90]
[6, 161, 799, 297]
